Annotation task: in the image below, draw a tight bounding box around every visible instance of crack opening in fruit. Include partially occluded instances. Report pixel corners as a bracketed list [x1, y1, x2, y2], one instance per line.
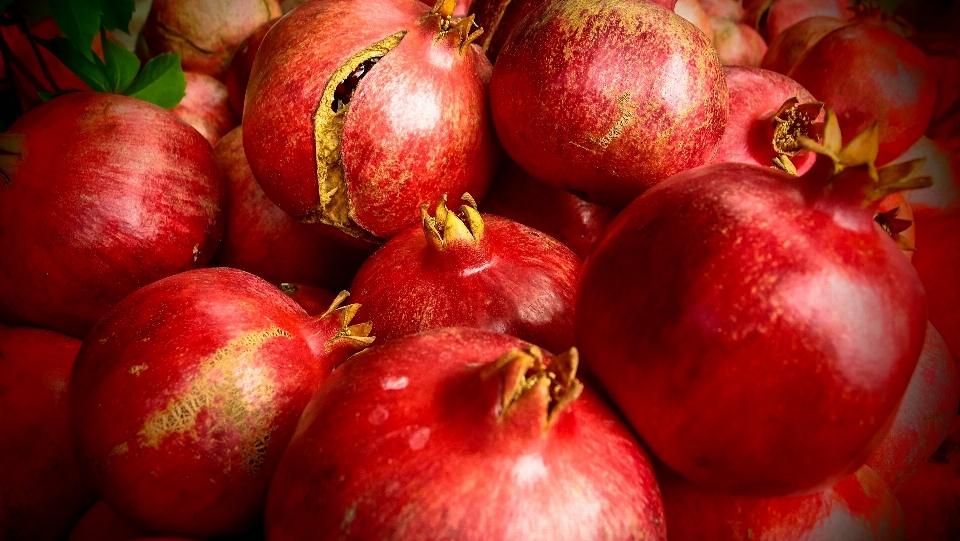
[0, 133, 24, 188]
[310, 31, 406, 242]
[482, 346, 584, 427]
[874, 206, 915, 251]
[421, 192, 484, 250]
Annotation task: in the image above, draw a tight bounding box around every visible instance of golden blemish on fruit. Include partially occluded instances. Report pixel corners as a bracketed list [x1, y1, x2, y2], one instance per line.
[136, 327, 292, 474]
[192, 244, 200, 262]
[310, 31, 406, 242]
[129, 364, 148, 375]
[110, 442, 129, 456]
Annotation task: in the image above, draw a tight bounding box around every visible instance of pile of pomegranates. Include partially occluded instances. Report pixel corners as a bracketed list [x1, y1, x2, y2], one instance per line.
[1, 0, 958, 538]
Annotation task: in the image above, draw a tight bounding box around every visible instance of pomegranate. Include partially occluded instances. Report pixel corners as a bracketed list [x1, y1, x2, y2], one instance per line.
[866, 322, 959, 492]
[575, 115, 930, 496]
[0, 327, 95, 540]
[710, 66, 822, 175]
[788, 22, 938, 166]
[744, 0, 851, 41]
[350, 194, 580, 353]
[490, 0, 727, 208]
[897, 417, 960, 537]
[676, 0, 715, 42]
[265, 328, 667, 540]
[912, 34, 960, 139]
[0, 92, 225, 338]
[894, 136, 960, 218]
[710, 18, 768, 67]
[224, 18, 278, 118]
[69, 268, 373, 537]
[171, 71, 238, 145]
[699, 0, 743, 21]
[912, 212, 960, 360]
[243, 0, 500, 243]
[874, 192, 916, 260]
[213, 127, 369, 290]
[660, 464, 905, 540]
[278, 282, 338, 317]
[479, 160, 618, 259]
[761, 16, 847, 76]
[136, 0, 282, 79]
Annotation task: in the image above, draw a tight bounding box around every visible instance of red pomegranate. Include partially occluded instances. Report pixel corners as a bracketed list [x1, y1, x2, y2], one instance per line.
[490, 0, 727, 208]
[136, 0, 282, 79]
[350, 194, 580, 353]
[912, 212, 960, 360]
[69, 268, 373, 537]
[0, 327, 95, 540]
[213, 127, 369, 290]
[744, 0, 851, 41]
[660, 464, 904, 540]
[278, 282, 338, 317]
[171, 71, 238, 145]
[897, 417, 960, 538]
[265, 328, 667, 540]
[243, 0, 500, 244]
[911, 34, 960, 137]
[894, 136, 960, 218]
[761, 15, 849, 75]
[710, 66, 822, 175]
[0, 92, 225, 338]
[575, 115, 930, 496]
[710, 18, 768, 67]
[224, 18, 278, 118]
[676, 0, 715, 42]
[699, 0, 743, 21]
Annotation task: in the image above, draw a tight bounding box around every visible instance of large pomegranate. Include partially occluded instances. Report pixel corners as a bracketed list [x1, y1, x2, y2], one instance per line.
[243, 0, 500, 243]
[265, 327, 667, 540]
[489, 0, 727, 208]
[69, 268, 373, 537]
[0, 92, 225, 338]
[575, 115, 930, 496]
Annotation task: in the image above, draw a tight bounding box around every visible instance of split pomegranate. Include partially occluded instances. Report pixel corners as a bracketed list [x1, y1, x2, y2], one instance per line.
[213, 126, 369, 290]
[490, 0, 727, 207]
[171, 71, 238, 145]
[223, 18, 278, 118]
[0, 327, 94, 541]
[350, 194, 580, 353]
[660, 464, 905, 540]
[710, 18, 767, 67]
[243, 0, 500, 243]
[761, 15, 849, 76]
[575, 115, 930, 496]
[0, 92, 225, 338]
[265, 327, 667, 540]
[69, 267, 373, 537]
[278, 282, 338, 317]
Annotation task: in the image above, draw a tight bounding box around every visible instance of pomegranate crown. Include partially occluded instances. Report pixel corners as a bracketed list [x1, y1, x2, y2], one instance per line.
[770, 97, 825, 174]
[421, 193, 484, 250]
[319, 290, 375, 349]
[422, 0, 484, 52]
[482, 345, 584, 428]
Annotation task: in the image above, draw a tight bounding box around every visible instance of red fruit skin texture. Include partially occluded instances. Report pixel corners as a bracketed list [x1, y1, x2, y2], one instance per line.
[897, 416, 960, 539]
[0, 328, 95, 540]
[69, 268, 366, 538]
[479, 160, 619, 259]
[762, 0, 850, 41]
[279, 283, 337, 317]
[660, 465, 905, 540]
[214, 127, 369, 290]
[490, 0, 728, 208]
[171, 71, 238, 145]
[866, 322, 959, 492]
[912, 212, 960, 360]
[699, 0, 743, 21]
[243, 0, 499, 240]
[575, 162, 928, 496]
[895, 136, 960, 218]
[761, 16, 849, 75]
[788, 23, 938, 166]
[0, 92, 225, 339]
[471, 0, 550, 61]
[711, 20, 767, 68]
[710, 66, 819, 174]
[224, 18, 277, 119]
[676, 0, 715, 42]
[350, 213, 580, 353]
[265, 327, 667, 541]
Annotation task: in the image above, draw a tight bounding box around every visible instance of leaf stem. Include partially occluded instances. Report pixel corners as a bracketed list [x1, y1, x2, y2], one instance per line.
[11, 6, 59, 92]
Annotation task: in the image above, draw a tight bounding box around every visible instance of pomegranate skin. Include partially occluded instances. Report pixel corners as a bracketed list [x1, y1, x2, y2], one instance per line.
[224, 18, 278, 118]
[760, 0, 851, 41]
[214, 127, 369, 290]
[265, 328, 667, 540]
[660, 465, 905, 540]
[866, 322, 959, 492]
[68, 501, 143, 541]
[0, 92, 225, 339]
[788, 23, 938, 166]
[761, 16, 849, 75]
[171, 71, 238, 145]
[711, 66, 820, 174]
[69, 268, 372, 537]
[895, 136, 960, 218]
[0, 327, 95, 540]
[243, 0, 499, 241]
[676, 0, 715, 42]
[912, 212, 960, 360]
[575, 162, 928, 496]
[711, 19, 767, 67]
[490, 0, 727, 208]
[278, 283, 338, 317]
[350, 199, 580, 353]
[897, 417, 960, 538]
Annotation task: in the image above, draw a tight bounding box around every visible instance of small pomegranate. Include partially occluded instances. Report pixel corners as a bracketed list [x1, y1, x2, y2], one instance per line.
[0, 327, 95, 540]
[136, 0, 282, 79]
[278, 282, 338, 317]
[213, 127, 369, 290]
[745, 0, 851, 41]
[243, 0, 500, 243]
[224, 18, 278, 118]
[710, 18, 768, 67]
[490, 0, 727, 207]
[897, 417, 960, 537]
[676, 0, 715, 42]
[69, 268, 373, 537]
[350, 194, 580, 353]
[171, 71, 238, 145]
[576, 114, 931, 496]
[0, 92, 225, 338]
[265, 328, 667, 540]
[761, 15, 850, 75]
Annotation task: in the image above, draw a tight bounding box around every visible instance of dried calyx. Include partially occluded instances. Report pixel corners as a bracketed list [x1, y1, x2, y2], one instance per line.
[321, 290, 375, 348]
[0, 133, 24, 188]
[874, 207, 915, 251]
[422, 193, 485, 250]
[482, 345, 583, 427]
[771, 97, 824, 172]
[421, 0, 484, 52]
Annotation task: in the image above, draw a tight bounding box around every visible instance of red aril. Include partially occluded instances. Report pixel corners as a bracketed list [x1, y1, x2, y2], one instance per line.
[69, 268, 373, 537]
[265, 328, 667, 540]
[710, 19, 767, 67]
[171, 71, 238, 145]
[223, 18, 278, 118]
[0, 92, 225, 338]
[278, 283, 338, 317]
[350, 194, 580, 353]
[489, 0, 727, 208]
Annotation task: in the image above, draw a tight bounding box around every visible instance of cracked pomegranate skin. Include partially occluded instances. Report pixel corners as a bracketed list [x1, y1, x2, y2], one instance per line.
[575, 162, 927, 496]
[265, 327, 667, 541]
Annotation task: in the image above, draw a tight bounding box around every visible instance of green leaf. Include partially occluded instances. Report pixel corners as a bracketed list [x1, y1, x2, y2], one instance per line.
[38, 37, 108, 92]
[47, 0, 101, 61]
[98, 0, 134, 34]
[102, 38, 140, 92]
[123, 52, 186, 108]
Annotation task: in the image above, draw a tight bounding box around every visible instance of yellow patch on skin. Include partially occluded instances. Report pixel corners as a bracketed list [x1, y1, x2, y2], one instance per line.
[129, 364, 148, 375]
[110, 442, 129, 456]
[136, 327, 292, 474]
[588, 92, 637, 149]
